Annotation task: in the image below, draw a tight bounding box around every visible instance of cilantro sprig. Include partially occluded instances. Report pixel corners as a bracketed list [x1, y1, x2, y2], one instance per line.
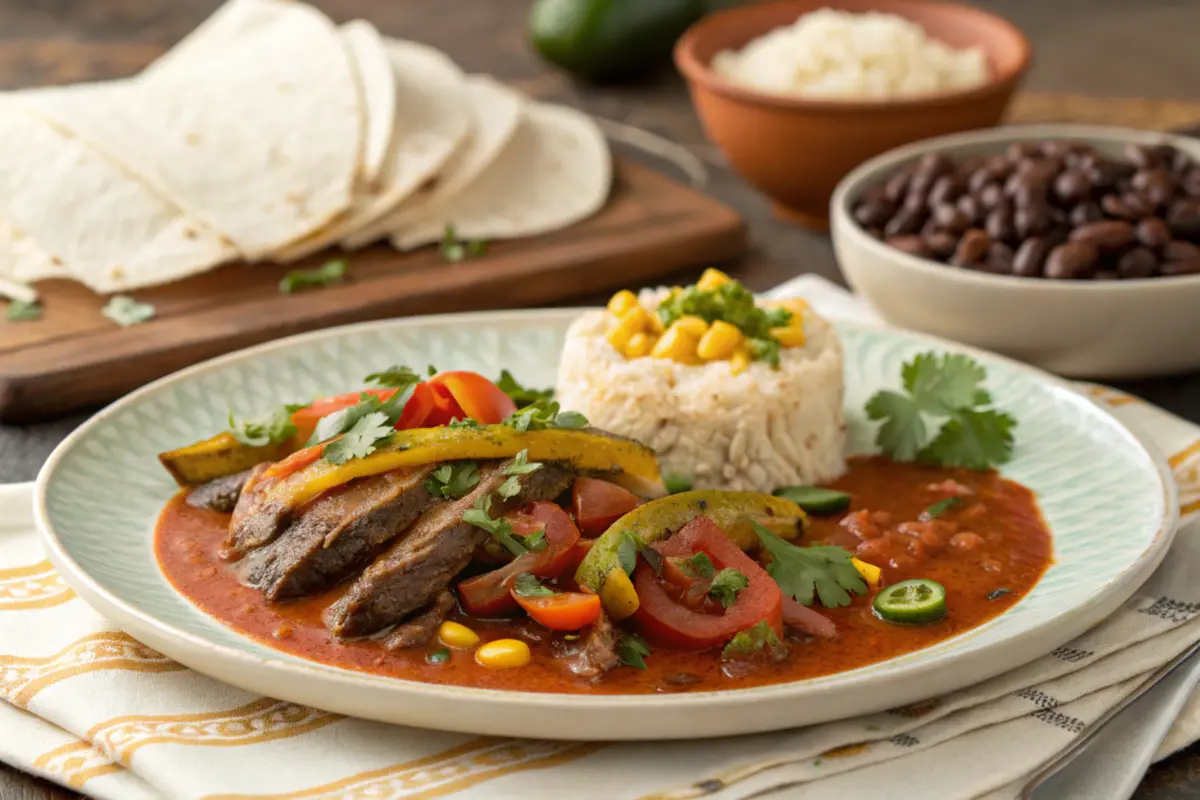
[513, 573, 554, 597]
[424, 461, 481, 500]
[865, 352, 1017, 470]
[308, 385, 416, 449]
[754, 523, 867, 608]
[463, 494, 528, 557]
[228, 404, 301, 447]
[495, 370, 554, 408]
[617, 632, 651, 670]
[497, 450, 543, 499]
[503, 399, 587, 432]
[323, 412, 394, 465]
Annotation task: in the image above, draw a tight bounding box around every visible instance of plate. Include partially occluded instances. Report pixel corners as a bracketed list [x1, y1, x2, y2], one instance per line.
[34, 309, 1177, 740]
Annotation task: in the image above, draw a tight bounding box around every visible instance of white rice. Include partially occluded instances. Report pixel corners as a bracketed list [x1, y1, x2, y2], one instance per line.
[711, 8, 989, 101]
[555, 295, 845, 494]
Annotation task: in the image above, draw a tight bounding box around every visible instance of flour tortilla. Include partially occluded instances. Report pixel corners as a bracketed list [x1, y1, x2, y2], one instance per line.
[382, 38, 465, 87]
[0, 104, 233, 293]
[0, 217, 70, 283]
[341, 20, 396, 187]
[392, 102, 611, 250]
[17, 0, 360, 259]
[269, 42, 471, 263]
[342, 75, 524, 250]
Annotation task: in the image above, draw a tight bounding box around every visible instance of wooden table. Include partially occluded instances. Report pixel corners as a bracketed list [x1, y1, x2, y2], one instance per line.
[4, 0, 1200, 796]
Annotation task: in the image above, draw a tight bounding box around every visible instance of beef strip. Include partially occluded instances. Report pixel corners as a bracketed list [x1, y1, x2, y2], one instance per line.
[327, 461, 576, 639]
[569, 612, 619, 678]
[224, 466, 294, 558]
[186, 468, 254, 513]
[383, 590, 457, 650]
[239, 466, 437, 601]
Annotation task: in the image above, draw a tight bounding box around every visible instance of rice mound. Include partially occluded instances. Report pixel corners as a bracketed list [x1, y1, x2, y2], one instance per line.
[555, 296, 846, 493]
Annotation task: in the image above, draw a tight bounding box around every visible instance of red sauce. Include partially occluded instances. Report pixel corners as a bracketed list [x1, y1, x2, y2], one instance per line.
[154, 457, 1052, 694]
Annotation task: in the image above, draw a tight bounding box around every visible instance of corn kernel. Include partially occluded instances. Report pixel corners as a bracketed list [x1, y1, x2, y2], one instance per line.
[607, 289, 638, 317]
[647, 309, 666, 334]
[771, 325, 807, 348]
[605, 306, 648, 352]
[672, 315, 709, 338]
[696, 268, 732, 292]
[651, 326, 700, 364]
[625, 332, 656, 359]
[697, 320, 744, 361]
[851, 558, 882, 588]
[620, 304, 654, 334]
[475, 639, 531, 669]
[438, 621, 479, 649]
[730, 347, 752, 375]
[606, 325, 632, 353]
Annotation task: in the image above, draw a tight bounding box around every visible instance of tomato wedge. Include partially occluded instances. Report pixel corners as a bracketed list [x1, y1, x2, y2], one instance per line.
[457, 502, 581, 617]
[570, 477, 642, 536]
[632, 516, 783, 651]
[512, 590, 602, 631]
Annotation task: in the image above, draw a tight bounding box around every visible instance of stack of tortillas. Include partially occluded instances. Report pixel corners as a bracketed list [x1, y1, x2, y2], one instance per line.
[0, 0, 611, 302]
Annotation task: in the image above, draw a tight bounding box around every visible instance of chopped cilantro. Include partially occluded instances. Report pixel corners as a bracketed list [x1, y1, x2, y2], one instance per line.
[513, 573, 554, 597]
[447, 418, 482, 429]
[722, 620, 786, 659]
[495, 369, 554, 408]
[617, 632, 651, 670]
[923, 496, 963, 519]
[102, 295, 155, 327]
[753, 523, 867, 608]
[865, 352, 1016, 469]
[521, 529, 548, 552]
[308, 384, 417, 448]
[709, 568, 749, 609]
[364, 365, 421, 389]
[228, 405, 298, 447]
[677, 552, 716, 579]
[424, 462, 481, 500]
[440, 224, 488, 263]
[322, 411, 394, 465]
[5, 299, 41, 322]
[503, 399, 588, 432]
[656, 279, 792, 366]
[426, 648, 451, 665]
[279, 259, 346, 294]
[497, 450, 543, 499]
[748, 336, 782, 368]
[463, 494, 527, 558]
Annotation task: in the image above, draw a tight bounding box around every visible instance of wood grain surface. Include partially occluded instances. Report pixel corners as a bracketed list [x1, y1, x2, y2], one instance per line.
[4, 0, 1200, 797]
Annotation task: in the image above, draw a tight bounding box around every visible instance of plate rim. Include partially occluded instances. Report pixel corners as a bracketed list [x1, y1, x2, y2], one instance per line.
[33, 306, 1180, 737]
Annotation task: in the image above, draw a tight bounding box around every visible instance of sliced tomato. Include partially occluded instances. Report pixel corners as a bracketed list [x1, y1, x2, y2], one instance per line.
[782, 596, 838, 640]
[632, 516, 783, 651]
[259, 443, 324, 480]
[570, 477, 643, 536]
[428, 371, 516, 425]
[557, 540, 594, 587]
[512, 590, 602, 631]
[457, 502, 581, 617]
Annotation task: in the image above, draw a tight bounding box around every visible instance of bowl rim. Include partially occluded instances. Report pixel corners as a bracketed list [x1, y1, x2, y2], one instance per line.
[673, 0, 1032, 113]
[830, 122, 1200, 292]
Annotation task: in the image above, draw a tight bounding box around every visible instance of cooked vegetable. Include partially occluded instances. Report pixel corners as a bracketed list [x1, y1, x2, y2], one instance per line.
[475, 639, 530, 669]
[773, 485, 852, 514]
[753, 523, 867, 608]
[158, 432, 292, 486]
[279, 259, 346, 294]
[570, 477, 642, 536]
[512, 588, 602, 630]
[575, 490, 805, 599]
[663, 473, 693, 494]
[873, 579, 948, 624]
[632, 516, 782, 650]
[598, 567, 640, 621]
[850, 557, 882, 588]
[426, 371, 517, 426]
[923, 496, 963, 519]
[656, 271, 793, 367]
[865, 352, 1017, 469]
[438, 621, 480, 649]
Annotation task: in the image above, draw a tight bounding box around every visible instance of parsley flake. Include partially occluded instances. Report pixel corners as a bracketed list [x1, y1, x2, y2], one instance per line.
[5, 299, 41, 322]
[513, 573, 554, 597]
[426, 648, 451, 664]
[495, 370, 555, 408]
[424, 462, 481, 500]
[440, 224, 488, 263]
[279, 259, 346, 294]
[102, 295, 155, 327]
[753, 523, 867, 608]
[617, 632, 651, 670]
[322, 411, 394, 465]
[228, 405, 298, 447]
[709, 568, 749, 609]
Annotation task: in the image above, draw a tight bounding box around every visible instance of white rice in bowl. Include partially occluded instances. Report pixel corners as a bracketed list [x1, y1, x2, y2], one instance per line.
[556, 293, 845, 493]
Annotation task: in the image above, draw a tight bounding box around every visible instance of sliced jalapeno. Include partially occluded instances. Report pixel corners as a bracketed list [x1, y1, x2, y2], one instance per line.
[873, 579, 947, 625]
[773, 485, 852, 514]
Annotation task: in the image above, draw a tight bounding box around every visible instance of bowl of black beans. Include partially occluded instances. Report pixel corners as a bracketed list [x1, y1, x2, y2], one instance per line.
[831, 124, 1200, 377]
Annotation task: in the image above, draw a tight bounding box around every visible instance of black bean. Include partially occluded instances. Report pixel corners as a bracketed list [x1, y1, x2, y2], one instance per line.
[1117, 247, 1158, 278]
[1136, 217, 1172, 250]
[1044, 242, 1100, 279]
[1070, 220, 1135, 252]
[1012, 237, 1050, 277]
[951, 229, 991, 266]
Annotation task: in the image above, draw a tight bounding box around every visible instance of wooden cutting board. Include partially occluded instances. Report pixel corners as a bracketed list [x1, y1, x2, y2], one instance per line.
[0, 158, 745, 422]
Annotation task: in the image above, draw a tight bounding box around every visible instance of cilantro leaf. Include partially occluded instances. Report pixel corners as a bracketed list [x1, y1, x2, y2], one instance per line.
[709, 568, 749, 609]
[447, 417, 482, 429]
[677, 552, 715, 579]
[5, 299, 41, 322]
[462, 494, 527, 558]
[504, 450, 543, 476]
[308, 383, 417, 448]
[617, 632, 651, 670]
[424, 461, 481, 500]
[748, 337, 781, 368]
[522, 529, 548, 552]
[753, 523, 867, 608]
[102, 295, 155, 327]
[904, 353, 988, 413]
[722, 620, 787, 659]
[496, 475, 522, 500]
[228, 405, 298, 447]
[322, 412, 393, 465]
[919, 408, 1017, 470]
[279, 259, 346, 294]
[440, 224, 488, 263]
[503, 399, 588, 432]
[495, 370, 554, 408]
[922, 496, 963, 519]
[865, 390, 927, 462]
[513, 573, 554, 597]
[364, 365, 421, 389]
[616, 531, 644, 576]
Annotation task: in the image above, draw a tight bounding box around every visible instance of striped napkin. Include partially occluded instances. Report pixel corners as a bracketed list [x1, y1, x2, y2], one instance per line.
[2, 274, 1200, 800]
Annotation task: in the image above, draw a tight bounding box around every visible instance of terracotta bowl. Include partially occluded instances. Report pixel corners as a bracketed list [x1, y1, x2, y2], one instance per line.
[674, 0, 1031, 229]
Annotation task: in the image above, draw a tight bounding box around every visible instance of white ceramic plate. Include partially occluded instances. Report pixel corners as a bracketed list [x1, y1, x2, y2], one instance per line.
[35, 308, 1177, 740]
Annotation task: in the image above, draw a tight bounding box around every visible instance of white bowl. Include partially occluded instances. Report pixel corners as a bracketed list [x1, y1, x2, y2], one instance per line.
[831, 124, 1200, 379]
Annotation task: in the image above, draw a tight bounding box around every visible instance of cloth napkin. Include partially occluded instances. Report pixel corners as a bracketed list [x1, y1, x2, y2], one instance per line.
[3, 274, 1200, 800]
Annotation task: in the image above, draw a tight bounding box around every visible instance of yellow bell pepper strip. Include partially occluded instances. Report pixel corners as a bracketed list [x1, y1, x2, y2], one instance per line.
[158, 432, 293, 487]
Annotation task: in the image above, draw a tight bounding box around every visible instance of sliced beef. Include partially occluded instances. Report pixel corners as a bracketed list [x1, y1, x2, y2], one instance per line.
[225, 466, 294, 558]
[569, 612, 619, 678]
[186, 468, 254, 513]
[327, 461, 576, 639]
[239, 466, 436, 601]
[383, 590, 457, 650]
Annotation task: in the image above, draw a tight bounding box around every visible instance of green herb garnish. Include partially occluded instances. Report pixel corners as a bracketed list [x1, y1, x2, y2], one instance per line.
[463, 494, 527, 558]
[503, 399, 587, 432]
[657, 280, 791, 365]
[424, 462, 481, 500]
[677, 552, 716, 579]
[754, 522, 867, 608]
[617, 632, 651, 670]
[495, 370, 554, 408]
[664, 473, 693, 494]
[709, 568, 749, 609]
[426, 648, 451, 664]
[521, 529, 548, 552]
[722, 620, 786, 659]
[322, 411, 394, 465]
[308, 385, 417, 448]
[616, 531, 647, 575]
[5, 299, 41, 322]
[447, 418, 482, 429]
[923, 496, 963, 519]
[101, 295, 155, 327]
[279, 259, 346, 294]
[513, 573, 554, 597]
[497, 450, 543, 499]
[865, 352, 1016, 469]
[365, 365, 422, 389]
[228, 404, 299, 447]
[440, 224, 488, 263]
